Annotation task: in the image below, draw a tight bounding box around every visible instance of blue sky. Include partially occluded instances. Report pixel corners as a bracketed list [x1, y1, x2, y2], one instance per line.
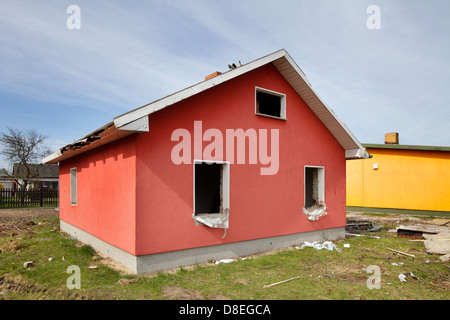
[1, 0, 449, 169]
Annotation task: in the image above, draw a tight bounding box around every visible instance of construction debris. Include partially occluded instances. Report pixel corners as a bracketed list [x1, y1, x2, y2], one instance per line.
[423, 230, 450, 262]
[263, 276, 301, 289]
[398, 272, 420, 283]
[347, 211, 450, 261]
[386, 247, 416, 258]
[346, 218, 383, 233]
[303, 204, 327, 221]
[396, 223, 450, 261]
[391, 262, 404, 266]
[409, 272, 419, 281]
[345, 233, 380, 239]
[396, 224, 444, 237]
[214, 259, 236, 265]
[298, 241, 340, 252]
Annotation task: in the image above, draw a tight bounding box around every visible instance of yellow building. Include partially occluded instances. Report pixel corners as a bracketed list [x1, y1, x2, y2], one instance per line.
[347, 133, 450, 215]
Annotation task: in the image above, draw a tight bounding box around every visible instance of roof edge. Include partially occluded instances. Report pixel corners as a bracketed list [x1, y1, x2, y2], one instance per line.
[363, 143, 450, 152]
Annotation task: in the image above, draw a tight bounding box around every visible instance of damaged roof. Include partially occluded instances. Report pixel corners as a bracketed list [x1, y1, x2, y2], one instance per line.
[43, 49, 370, 164]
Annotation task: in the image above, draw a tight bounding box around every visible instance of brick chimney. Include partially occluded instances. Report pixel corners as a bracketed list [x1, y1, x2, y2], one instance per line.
[385, 132, 399, 144]
[205, 71, 222, 80]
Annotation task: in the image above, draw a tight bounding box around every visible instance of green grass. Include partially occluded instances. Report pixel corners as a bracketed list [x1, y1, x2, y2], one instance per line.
[0, 216, 448, 300]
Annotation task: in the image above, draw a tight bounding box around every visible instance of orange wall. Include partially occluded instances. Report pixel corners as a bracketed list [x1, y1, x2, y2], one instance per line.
[134, 64, 346, 255]
[346, 148, 450, 211]
[59, 136, 138, 254]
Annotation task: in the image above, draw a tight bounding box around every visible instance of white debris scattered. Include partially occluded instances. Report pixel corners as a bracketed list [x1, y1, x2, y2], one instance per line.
[343, 244, 350, 248]
[398, 274, 407, 282]
[215, 258, 235, 265]
[299, 241, 341, 252]
[391, 262, 404, 266]
[409, 272, 419, 280]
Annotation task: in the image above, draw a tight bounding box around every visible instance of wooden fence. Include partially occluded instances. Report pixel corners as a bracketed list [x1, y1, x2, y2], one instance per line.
[0, 188, 59, 209]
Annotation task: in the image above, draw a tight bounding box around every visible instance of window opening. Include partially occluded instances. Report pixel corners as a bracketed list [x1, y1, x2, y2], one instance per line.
[193, 160, 230, 234]
[70, 167, 77, 206]
[255, 87, 286, 119]
[195, 162, 222, 214]
[303, 166, 326, 221]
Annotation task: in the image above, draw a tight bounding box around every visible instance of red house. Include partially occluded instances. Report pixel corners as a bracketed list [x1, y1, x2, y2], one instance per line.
[43, 49, 369, 273]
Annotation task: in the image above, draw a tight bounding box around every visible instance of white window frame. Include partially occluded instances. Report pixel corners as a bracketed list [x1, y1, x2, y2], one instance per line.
[255, 86, 287, 120]
[303, 166, 325, 208]
[192, 159, 230, 229]
[302, 165, 327, 221]
[70, 167, 77, 206]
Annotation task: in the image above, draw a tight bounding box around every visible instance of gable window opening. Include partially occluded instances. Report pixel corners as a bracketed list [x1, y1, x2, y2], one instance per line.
[193, 160, 230, 237]
[255, 87, 286, 120]
[303, 166, 327, 221]
[70, 167, 77, 206]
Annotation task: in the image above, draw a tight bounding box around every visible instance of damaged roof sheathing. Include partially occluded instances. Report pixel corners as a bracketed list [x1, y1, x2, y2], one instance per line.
[42, 49, 370, 165]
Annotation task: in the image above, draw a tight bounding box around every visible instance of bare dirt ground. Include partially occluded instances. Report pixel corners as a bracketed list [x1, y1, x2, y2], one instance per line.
[346, 211, 450, 227]
[0, 208, 59, 237]
[0, 207, 137, 276]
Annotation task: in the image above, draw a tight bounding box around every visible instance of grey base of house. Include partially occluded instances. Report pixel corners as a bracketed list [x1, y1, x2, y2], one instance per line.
[60, 220, 345, 274]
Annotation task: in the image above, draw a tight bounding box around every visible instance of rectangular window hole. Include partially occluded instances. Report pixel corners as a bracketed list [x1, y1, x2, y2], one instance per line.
[193, 161, 230, 231]
[70, 167, 77, 206]
[305, 167, 319, 208]
[195, 162, 222, 214]
[303, 166, 327, 221]
[255, 87, 286, 119]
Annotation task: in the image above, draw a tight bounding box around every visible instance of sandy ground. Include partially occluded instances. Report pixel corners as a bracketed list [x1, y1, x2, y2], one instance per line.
[0, 208, 59, 237]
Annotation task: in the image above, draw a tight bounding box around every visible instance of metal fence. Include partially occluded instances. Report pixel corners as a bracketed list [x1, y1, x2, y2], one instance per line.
[0, 188, 59, 208]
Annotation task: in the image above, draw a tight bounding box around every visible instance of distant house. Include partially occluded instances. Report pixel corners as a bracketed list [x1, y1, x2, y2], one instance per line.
[43, 49, 369, 273]
[347, 132, 450, 214]
[12, 163, 59, 189]
[0, 168, 14, 189]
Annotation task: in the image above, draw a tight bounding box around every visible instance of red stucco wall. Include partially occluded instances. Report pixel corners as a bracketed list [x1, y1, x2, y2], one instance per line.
[59, 136, 138, 255]
[134, 63, 346, 256]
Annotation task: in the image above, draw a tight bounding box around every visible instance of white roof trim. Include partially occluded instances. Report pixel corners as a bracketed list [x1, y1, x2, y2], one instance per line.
[117, 115, 149, 132]
[42, 149, 62, 164]
[345, 148, 370, 159]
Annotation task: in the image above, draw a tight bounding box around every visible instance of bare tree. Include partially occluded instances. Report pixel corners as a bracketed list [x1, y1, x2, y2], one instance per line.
[0, 127, 52, 190]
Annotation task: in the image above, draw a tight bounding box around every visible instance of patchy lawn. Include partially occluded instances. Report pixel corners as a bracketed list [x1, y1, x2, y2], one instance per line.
[0, 208, 448, 300]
